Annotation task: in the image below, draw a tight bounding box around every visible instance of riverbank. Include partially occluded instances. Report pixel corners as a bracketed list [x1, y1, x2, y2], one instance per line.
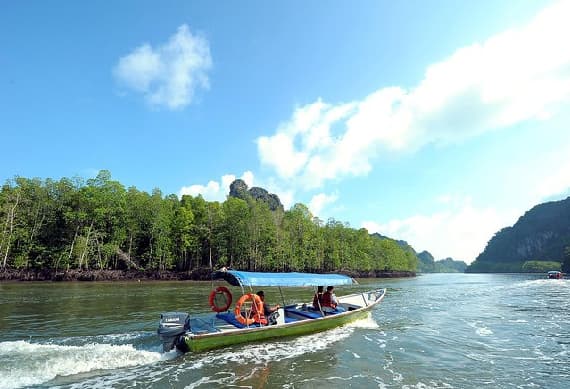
[0, 268, 415, 282]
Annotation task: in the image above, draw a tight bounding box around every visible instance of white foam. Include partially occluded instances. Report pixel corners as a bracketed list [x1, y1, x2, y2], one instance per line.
[289, 373, 386, 388]
[186, 318, 377, 369]
[55, 331, 153, 346]
[467, 321, 493, 337]
[515, 279, 570, 288]
[57, 352, 181, 389]
[184, 375, 225, 389]
[476, 327, 493, 336]
[402, 382, 454, 389]
[0, 340, 172, 389]
[345, 314, 380, 329]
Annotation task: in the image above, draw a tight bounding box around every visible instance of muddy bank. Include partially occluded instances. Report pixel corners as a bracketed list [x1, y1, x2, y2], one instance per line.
[342, 270, 416, 278]
[0, 268, 415, 282]
[0, 268, 213, 282]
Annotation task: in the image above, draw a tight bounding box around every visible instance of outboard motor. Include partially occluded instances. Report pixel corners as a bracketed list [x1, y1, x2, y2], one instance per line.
[157, 312, 190, 352]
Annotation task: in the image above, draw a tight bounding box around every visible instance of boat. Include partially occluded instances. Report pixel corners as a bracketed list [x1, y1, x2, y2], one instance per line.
[547, 271, 563, 279]
[157, 269, 386, 353]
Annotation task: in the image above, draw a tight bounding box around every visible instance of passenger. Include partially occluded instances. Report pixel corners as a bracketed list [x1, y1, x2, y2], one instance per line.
[321, 286, 346, 313]
[312, 286, 324, 310]
[256, 291, 280, 316]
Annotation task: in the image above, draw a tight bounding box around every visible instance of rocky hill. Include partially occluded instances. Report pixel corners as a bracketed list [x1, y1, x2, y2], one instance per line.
[371, 234, 466, 273]
[467, 196, 570, 272]
[417, 251, 467, 273]
[434, 257, 468, 273]
[417, 251, 435, 272]
[229, 179, 284, 211]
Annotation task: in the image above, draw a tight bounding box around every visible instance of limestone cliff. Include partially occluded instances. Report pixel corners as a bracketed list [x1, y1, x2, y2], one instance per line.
[228, 179, 284, 211]
[467, 196, 570, 272]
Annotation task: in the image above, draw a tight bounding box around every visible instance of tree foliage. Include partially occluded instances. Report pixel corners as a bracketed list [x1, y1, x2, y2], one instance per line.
[562, 246, 570, 273]
[0, 171, 417, 273]
[521, 260, 561, 273]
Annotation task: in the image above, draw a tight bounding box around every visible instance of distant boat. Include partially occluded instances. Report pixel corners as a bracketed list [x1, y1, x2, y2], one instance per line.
[157, 269, 386, 353]
[547, 271, 563, 279]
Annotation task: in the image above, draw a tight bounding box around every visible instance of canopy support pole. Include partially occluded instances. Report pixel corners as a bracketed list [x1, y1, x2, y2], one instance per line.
[278, 286, 286, 307]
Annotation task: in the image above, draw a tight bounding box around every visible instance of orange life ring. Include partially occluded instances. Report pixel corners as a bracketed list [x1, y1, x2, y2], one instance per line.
[234, 293, 266, 325]
[208, 286, 233, 312]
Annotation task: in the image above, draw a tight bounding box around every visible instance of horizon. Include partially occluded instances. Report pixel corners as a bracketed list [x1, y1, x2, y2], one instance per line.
[2, 1, 570, 264]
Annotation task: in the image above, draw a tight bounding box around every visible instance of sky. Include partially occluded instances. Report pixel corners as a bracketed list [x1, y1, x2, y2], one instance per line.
[2, 0, 570, 263]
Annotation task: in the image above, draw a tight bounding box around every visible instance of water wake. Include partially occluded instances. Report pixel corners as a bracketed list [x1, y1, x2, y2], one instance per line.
[187, 315, 377, 368]
[188, 321, 359, 369]
[45, 316, 382, 389]
[0, 338, 174, 389]
[514, 278, 570, 288]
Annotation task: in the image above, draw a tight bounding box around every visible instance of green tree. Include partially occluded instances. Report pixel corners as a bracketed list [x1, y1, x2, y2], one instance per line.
[0, 180, 21, 268]
[221, 197, 250, 269]
[244, 199, 275, 271]
[562, 247, 570, 273]
[172, 197, 195, 270]
[0, 172, 424, 275]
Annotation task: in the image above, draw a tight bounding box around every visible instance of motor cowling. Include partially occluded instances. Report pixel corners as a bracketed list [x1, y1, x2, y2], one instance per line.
[157, 312, 190, 352]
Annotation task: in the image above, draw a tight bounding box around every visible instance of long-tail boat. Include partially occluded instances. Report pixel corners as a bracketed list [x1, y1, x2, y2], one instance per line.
[157, 269, 386, 352]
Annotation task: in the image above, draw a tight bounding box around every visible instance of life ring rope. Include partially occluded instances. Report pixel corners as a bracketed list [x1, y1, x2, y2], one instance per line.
[208, 286, 233, 312]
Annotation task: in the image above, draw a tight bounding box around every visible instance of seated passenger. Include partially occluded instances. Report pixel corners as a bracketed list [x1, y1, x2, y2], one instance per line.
[321, 286, 346, 313]
[312, 286, 324, 310]
[253, 291, 280, 325]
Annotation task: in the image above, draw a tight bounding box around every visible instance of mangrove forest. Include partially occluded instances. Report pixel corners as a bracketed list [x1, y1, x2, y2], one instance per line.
[0, 170, 418, 277]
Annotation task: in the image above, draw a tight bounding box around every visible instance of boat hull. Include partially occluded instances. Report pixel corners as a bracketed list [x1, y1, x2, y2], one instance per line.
[180, 289, 385, 352]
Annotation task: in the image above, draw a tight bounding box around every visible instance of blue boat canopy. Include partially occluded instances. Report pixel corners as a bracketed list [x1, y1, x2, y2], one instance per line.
[213, 269, 356, 287]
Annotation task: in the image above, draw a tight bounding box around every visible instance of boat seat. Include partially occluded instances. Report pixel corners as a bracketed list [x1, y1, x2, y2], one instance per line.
[284, 307, 323, 319]
[216, 312, 299, 327]
[215, 312, 262, 329]
[190, 317, 221, 333]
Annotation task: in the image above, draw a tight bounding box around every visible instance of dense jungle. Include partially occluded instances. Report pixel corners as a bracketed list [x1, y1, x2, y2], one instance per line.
[0, 170, 418, 280]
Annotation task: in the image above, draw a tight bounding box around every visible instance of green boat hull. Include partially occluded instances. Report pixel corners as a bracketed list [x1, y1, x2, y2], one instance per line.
[182, 296, 383, 352]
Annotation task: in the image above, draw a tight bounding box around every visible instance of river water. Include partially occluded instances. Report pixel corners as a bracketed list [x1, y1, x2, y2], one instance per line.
[0, 273, 568, 388]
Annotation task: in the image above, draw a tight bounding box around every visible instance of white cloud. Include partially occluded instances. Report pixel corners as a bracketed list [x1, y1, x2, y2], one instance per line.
[177, 171, 300, 210]
[257, 133, 308, 178]
[241, 171, 254, 187]
[536, 165, 570, 201]
[361, 143, 570, 263]
[221, 174, 236, 192]
[362, 196, 520, 263]
[257, 0, 570, 187]
[114, 24, 212, 109]
[308, 192, 338, 218]
[178, 171, 254, 201]
[533, 145, 570, 201]
[278, 191, 294, 210]
[179, 180, 221, 200]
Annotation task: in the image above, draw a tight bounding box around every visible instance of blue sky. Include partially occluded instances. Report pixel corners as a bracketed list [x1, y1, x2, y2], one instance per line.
[2, 1, 570, 263]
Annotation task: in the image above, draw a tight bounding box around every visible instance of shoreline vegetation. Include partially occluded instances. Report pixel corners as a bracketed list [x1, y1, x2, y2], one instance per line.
[0, 268, 416, 282]
[0, 171, 419, 279]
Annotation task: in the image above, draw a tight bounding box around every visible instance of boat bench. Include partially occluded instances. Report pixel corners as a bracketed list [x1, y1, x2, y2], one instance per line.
[285, 306, 346, 319]
[285, 307, 324, 319]
[216, 312, 262, 328]
[216, 312, 298, 328]
[190, 317, 221, 333]
[341, 303, 360, 311]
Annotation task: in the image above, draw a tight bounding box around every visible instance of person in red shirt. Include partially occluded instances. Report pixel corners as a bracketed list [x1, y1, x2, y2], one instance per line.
[321, 286, 346, 312]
